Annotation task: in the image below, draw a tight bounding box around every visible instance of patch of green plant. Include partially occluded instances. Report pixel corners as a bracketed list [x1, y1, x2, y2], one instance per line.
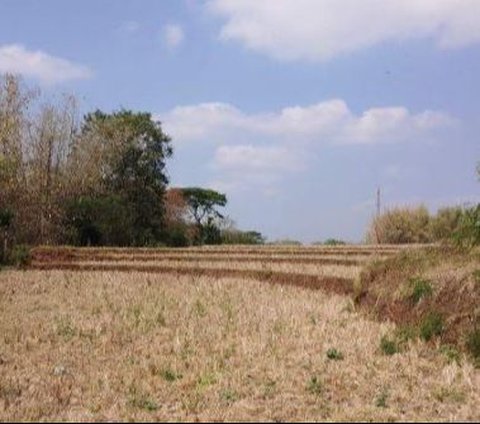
[375, 387, 389, 408]
[263, 380, 276, 398]
[394, 324, 417, 344]
[439, 345, 461, 365]
[408, 277, 433, 304]
[55, 316, 76, 341]
[220, 389, 238, 404]
[194, 300, 207, 318]
[322, 238, 346, 246]
[465, 327, 480, 366]
[419, 311, 444, 341]
[306, 375, 322, 396]
[326, 348, 344, 361]
[380, 336, 399, 356]
[452, 204, 480, 249]
[433, 387, 466, 403]
[473, 270, 480, 286]
[8, 245, 31, 267]
[155, 311, 166, 327]
[196, 372, 217, 390]
[127, 386, 158, 412]
[160, 367, 182, 382]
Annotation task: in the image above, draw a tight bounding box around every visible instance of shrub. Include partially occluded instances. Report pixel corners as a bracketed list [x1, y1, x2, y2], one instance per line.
[429, 207, 463, 241]
[306, 375, 322, 395]
[367, 205, 431, 244]
[420, 312, 444, 341]
[473, 270, 480, 286]
[380, 336, 399, 355]
[465, 328, 480, 366]
[375, 388, 389, 408]
[395, 325, 418, 344]
[221, 229, 265, 245]
[439, 345, 461, 365]
[408, 278, 433, 304]
[453, 204, 480, 248]
[326, 348, 344, 360]
[8, 245, 31, 267]
[160, 367, 182, 382]
[323, 238, 347, 246]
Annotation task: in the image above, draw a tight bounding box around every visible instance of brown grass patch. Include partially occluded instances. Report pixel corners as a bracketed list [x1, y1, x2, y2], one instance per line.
[29, 262, 354, 295]
[32, 251, 368, 266]
[0, 270, 479, 421]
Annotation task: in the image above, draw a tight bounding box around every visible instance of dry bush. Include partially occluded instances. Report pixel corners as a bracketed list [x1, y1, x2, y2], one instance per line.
[367, 206, 431, 244]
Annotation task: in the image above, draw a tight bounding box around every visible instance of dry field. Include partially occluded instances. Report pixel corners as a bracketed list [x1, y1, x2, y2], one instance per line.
[1, 245, 479, 421]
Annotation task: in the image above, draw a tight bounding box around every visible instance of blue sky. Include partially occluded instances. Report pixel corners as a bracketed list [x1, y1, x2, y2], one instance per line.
[1, 0, 479, 242]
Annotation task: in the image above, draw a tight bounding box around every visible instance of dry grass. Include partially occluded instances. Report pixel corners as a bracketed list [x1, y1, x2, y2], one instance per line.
[34, 252, 380, 265]
[1, 270, 479, 421]
[32, 245, 405, 257]
[68, 260, 362, 280]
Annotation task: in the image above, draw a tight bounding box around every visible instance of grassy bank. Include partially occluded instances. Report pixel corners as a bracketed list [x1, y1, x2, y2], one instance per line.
[356, 246, 480, 365]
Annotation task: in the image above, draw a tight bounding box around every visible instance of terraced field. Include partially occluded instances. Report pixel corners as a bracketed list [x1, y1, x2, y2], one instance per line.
[1, 245, 479, 421]
[29, 245, 399, 293]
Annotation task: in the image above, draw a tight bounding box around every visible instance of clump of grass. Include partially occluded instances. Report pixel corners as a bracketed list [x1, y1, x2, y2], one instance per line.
[127, 386, 158, 412]
[439, 345, 461, 365]
[375, 387, 389, 408]
[306, 375, 322, 396]
[8, 245, 31, 268]
[473, 270, 480, 286]
[263, 380, 276, 398]
[465, 327, 480, 366]
[155, 311, 166, 327]
[194, 300, 207, 318]
[160, 367, 182, 382]
[433, 387, 466, 403]
[408, 277, 433, 304]
[419, 311, 444, 341]
[326, 348, 344, 361]
[196, 372, 217, 391]
[220, 389, 238, 404]
[394, 324, 417, 344]
[55, 316, 76, 341]
[380, 336, 399, 356]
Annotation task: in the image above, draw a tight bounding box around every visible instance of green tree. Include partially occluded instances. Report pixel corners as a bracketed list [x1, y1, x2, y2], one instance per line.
[72, 110, 173, 245]
[180, 188, 227, 244]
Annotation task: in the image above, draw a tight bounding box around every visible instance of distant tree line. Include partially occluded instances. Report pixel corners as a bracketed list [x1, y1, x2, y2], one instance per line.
[0, 74, 264, 261]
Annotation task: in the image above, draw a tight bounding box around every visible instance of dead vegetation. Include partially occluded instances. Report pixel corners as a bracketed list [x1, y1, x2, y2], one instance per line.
[1, 244, 479, 421]
[1, 270, 479, 421]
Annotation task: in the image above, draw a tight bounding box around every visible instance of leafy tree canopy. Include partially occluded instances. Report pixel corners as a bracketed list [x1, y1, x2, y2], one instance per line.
[180, 187, 227, 226]
[73, 110, 173, 245]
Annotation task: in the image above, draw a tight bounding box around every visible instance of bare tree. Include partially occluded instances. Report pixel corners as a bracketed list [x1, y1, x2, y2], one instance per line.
[26, 95, 79, 243]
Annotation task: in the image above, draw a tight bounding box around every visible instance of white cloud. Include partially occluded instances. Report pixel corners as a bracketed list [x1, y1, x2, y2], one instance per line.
[162, 99, 454, 146]
[207, 0, 480, 61]
[163, 24, 185, 49]
[0, 44, 92, 85]
[160, 99, 455, 192]
[214, 144, 303, 172]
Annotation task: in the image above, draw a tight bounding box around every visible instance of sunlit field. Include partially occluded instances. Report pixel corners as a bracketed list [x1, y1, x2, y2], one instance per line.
[0, 245, 479, 422]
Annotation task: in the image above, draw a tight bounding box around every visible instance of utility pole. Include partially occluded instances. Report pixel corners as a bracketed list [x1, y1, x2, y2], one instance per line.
[373, 187, 382, 245]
